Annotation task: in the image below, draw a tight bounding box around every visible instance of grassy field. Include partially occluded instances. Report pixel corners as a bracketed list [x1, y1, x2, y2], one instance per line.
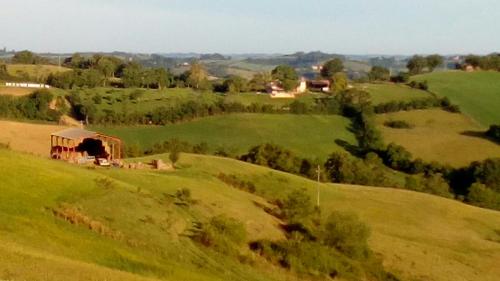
[0, 86, 35, 96]
[93, 113, 356, 159]
[375, 109, 500, 167]
[6, 64, 71, 80]
[72, 87, 302, 114]
[1, 148, 499, 281]
[413, 71, 500, 126]
[0, 120, 68, 156]
[359, 83, 433, 105]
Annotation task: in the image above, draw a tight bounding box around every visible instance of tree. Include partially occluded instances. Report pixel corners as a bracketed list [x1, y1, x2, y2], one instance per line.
[222, 75, 249, 93]
[368, 66, 390, 81]
[406, 55, 427, 75]
[321, 58, 344, 78]
[249, 72, 272, 92]
[169, 146, 180, 167]
[271, 65, 298, 91]
[465, 55, 481, 68]
[187, 62, 208, 90]
[153, 68, 173, 89]
[426, 55, 443, 72]
[12, 50, 43, 64]
[330, 72, 348, 94]
[96, 57, 116, 85]
[122, 62, 144, 88]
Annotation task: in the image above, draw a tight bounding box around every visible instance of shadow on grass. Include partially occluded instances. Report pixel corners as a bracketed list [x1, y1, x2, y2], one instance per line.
[460, 130, 500, 144]
[334, 139, 364, 157]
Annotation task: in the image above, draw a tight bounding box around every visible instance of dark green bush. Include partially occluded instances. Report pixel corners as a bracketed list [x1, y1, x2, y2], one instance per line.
[384, 120, 413, 129]
[486, 125, 500, 143]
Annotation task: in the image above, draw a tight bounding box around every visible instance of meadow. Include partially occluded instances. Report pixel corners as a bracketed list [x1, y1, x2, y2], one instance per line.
[6, 64, 71, 79]
[359, 83, 433, 105]
[375, 109, 500, 167]
[1, 148, 499, 281]
[413, 71, 500, 126]
[93, 113, 356, 159]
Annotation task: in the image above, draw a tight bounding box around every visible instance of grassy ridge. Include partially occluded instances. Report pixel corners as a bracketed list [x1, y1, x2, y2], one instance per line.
[93, 113, 356, 159]
[414, 71, 500, 126]
[1, 149, 500, 281]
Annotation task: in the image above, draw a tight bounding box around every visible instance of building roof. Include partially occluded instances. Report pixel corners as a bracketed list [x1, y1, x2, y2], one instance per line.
[51, 128, 97, 140]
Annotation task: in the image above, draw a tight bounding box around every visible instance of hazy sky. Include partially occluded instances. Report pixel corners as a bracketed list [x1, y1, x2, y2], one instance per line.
[0, 0, 498, 54]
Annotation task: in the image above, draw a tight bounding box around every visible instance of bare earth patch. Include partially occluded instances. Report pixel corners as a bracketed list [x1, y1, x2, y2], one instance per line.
[0, 120, 68, 156]
[376, 109, 500, 167]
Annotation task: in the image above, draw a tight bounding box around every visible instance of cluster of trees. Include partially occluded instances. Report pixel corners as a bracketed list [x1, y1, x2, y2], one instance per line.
[463, 54, 500, 71]
[49, 54, 174, 89]
[0, 90, 64, 121]
[368, 66, 391, 81]
[406, 55, 443, 75]
[11, 50, 48, 64]
[250, 190, 399, 280]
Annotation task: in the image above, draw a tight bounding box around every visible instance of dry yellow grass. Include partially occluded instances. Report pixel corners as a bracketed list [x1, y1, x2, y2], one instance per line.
[0, 120, 68, 156]
[375, 109, 500, 167]
[0, 86, 35, 96]
[6, 64, 71, 78]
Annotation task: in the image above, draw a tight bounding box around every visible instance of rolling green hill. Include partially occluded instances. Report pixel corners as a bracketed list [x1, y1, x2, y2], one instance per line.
[1, 148, 500, 281]
[93, 113, 356, 159]
[413, 71, 500, 126]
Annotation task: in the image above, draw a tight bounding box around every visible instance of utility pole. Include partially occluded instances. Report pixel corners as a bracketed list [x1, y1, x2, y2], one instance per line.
[316, 164, 321, 208]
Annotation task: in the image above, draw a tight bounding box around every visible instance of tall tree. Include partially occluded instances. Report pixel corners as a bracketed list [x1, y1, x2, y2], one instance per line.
[368, 66, 390, 81]
[426, 55, 443, 72]
[330, 72, 348, 94]
[407, 55, 428, 75]
[187, 62, 208, 89]
[321, 58, 344, 78]
[271, 65, 298, 91]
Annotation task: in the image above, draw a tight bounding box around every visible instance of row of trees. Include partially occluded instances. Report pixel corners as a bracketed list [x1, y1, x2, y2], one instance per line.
[0, 90, 64, 121]
[464, 54, 500, 71]
[406, 55, 444, 75]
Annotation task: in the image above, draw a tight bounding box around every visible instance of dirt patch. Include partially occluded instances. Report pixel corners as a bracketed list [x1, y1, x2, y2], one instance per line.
[0, 120, 69, 156]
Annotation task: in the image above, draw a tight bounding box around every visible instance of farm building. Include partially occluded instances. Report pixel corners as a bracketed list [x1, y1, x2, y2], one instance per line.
[307, 80, 330, 92]
[50, 128, 122, 163]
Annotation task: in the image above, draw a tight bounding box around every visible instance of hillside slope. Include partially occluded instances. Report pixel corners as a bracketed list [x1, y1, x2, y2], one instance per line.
[413, 71, 500, 126]
[1, 149, 500, 281]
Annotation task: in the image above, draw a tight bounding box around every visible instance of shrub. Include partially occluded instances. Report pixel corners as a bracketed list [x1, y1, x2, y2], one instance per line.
[0, 142, 10, 150]
[383, 120, 413, 129]
[169, 148, 180, 167]
[175, 188, 192, 205]
[194, 215, 246, 256]
[217, 173, 256, 193]
[322, 211, 371, 259]
[466, 183, 500, 210]
[281, 189, 315, 223]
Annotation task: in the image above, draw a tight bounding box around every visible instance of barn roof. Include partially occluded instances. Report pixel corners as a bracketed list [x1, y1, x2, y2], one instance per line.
[51, 128, 97, 140]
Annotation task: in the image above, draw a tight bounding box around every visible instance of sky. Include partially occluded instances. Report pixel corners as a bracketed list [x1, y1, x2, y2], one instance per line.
[0, 0, 498, 55]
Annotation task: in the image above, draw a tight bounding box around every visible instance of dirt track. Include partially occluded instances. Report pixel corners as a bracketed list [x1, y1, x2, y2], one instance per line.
[0, 120, 69, 156]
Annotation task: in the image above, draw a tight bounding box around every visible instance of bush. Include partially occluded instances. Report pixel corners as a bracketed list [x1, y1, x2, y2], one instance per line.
[194, 215, 246, 256]
[383, 120, 413, 129]
[217, 173, 256, 193]
[466, 183, 500, 210]
[404, 173, 452, 198]
[175, 188, 192, 206]
[281, 189, 315, 223]
[322, 211, 371, 259]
